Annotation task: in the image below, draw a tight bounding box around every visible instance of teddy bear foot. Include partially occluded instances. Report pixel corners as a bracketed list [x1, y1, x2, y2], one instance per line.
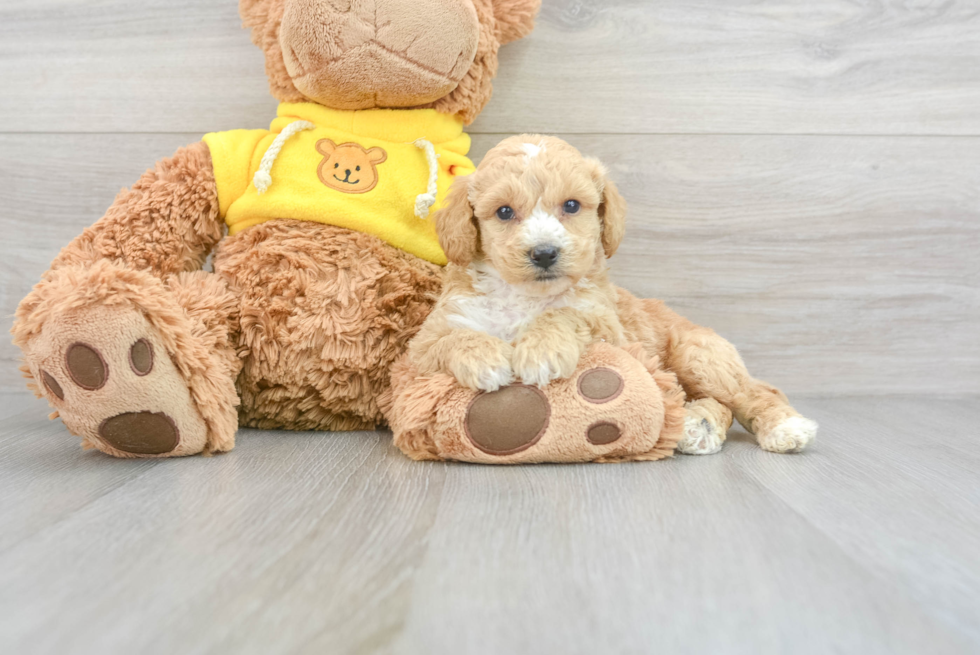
[27, 303, 210, 457]
[15, 263, 242, 458]
[388, 343, 687, 464]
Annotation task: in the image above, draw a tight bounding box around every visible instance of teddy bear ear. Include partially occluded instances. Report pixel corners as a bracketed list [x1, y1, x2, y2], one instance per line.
[316, 139, 337, 156]
[492, 0, 542, 45]
[239, 0, 307, 104]
[366, 147, 388, 165]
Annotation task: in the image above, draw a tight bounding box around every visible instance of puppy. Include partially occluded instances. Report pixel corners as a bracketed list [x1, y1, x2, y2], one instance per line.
[409, 135, 628, 391]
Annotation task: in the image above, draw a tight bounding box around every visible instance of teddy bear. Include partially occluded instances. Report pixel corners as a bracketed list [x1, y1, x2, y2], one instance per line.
[13, 0, 817, 461]
[13, 0, 543, 458]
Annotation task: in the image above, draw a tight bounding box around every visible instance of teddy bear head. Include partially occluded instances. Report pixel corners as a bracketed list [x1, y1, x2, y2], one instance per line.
[239, 0, 541, 124]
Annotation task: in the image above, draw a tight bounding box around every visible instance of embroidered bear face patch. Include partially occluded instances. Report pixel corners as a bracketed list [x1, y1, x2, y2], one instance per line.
[316, 139, 387, 194]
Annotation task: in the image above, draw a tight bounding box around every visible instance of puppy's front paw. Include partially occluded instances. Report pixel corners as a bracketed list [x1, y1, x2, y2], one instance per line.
[449, 342, 514, 393]
[512, 337, 582, 388]
[472, 362, 515, 393]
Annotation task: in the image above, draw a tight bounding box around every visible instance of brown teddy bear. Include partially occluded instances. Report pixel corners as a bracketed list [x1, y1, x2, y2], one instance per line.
[13, 0, 817, 461]
[13, 0, 543, 458]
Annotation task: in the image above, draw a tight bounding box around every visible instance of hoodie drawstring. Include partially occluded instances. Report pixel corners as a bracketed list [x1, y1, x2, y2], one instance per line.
[412, 138, 440, 219]
[253, 120, 316, 195]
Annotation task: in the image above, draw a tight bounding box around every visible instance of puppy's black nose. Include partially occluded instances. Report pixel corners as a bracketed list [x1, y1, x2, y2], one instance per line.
[530, 245, 560, 270]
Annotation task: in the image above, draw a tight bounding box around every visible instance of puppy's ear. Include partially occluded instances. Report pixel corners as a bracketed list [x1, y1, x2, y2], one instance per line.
[435, 176, 480, 266]
[589, 159, 628, 258]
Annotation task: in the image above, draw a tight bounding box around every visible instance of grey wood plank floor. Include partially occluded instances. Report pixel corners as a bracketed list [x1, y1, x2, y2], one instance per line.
[0, 395, 978, 654]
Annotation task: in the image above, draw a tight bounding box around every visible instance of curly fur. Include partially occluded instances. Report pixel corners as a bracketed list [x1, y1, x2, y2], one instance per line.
[12, 0, 815, 460]
[49, 142, 223, 274]
[215, 220, 441, 430]
[410, 136, 629, 392]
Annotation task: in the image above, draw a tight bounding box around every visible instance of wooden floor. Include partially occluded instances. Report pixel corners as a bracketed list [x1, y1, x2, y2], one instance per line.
[0, 396, 978, 654]
[2, 1, 980, 652]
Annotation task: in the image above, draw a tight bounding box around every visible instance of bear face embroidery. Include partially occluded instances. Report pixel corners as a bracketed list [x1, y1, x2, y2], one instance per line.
[316, 139, 387, 194]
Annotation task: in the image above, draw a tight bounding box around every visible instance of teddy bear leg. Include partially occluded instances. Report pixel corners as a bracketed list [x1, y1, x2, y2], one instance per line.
[13, 262, 241, 458]
[676, 397, 733, 456]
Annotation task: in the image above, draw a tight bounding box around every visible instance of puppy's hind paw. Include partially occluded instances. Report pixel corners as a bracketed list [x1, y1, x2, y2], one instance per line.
[758, 416, 818, 453]
[677, 416, 724, 455]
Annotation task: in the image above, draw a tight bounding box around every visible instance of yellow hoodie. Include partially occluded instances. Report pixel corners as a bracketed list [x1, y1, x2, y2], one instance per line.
[203, 103, 476, 265]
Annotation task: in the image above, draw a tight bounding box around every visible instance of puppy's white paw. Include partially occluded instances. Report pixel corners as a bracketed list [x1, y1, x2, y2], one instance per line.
[758, 416, 818, 453]
[512, 339, 580, 389]
[677, 416, 724, 455]
[450, 357, 514, 393]
[515, 360, 561, 388]
[446, 336, 514, 392]
[474, 362, 515, 393]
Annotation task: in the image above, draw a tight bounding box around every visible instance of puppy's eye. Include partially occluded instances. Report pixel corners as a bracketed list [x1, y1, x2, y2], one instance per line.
[356, 166, 361, 171]
[334, 163, 339, 169]
[563, 200, 581, 214]
[496, 206, 515, 221]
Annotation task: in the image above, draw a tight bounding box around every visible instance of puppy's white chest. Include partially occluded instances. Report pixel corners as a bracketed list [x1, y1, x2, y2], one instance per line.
[449, 288, 553, 343]
[445, 265, 590, 343]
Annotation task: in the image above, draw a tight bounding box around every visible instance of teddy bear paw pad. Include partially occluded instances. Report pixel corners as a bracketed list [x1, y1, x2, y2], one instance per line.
[577, 367, 624, 404]
[99, 411, 180, 455]
[28, 304, 209, 457]
[586, 421, 622, 445]
[465, 385, 550, 455]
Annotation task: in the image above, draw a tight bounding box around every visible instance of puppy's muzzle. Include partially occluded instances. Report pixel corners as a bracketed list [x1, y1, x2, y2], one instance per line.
[529, 245, 560, 271]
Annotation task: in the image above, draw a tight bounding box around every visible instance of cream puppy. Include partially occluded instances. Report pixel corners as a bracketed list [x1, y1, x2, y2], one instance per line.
[409, 135, 628, 391]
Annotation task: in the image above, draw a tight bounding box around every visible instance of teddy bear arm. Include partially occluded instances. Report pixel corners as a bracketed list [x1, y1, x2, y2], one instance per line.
[49, 141, 223, 277]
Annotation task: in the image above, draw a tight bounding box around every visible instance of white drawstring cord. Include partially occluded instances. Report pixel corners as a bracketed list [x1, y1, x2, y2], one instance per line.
[413, 138, 440, 219]
[253, 120, 316, 194]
